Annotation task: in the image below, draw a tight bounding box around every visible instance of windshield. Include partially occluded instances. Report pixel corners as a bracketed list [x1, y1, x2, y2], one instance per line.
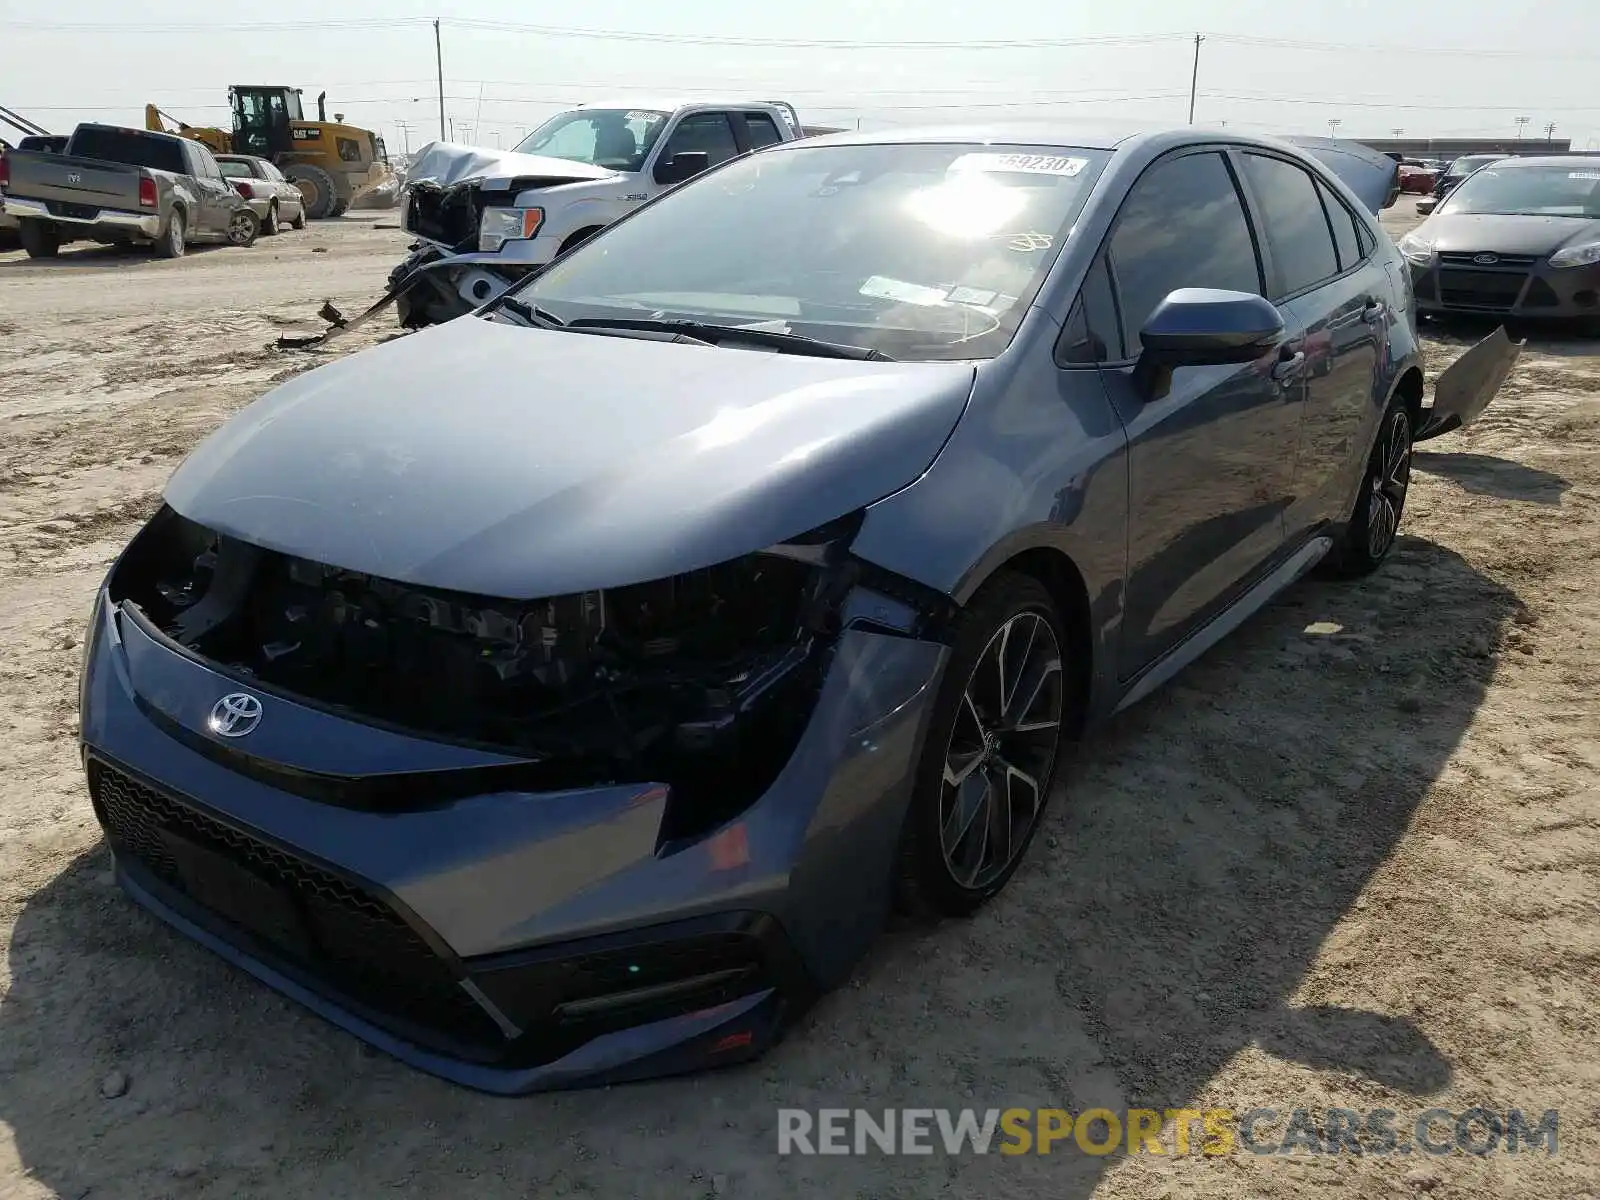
[509, 142, 1109, 361]
[1446, 155, 1504, 179]
[512, 108, 668, 173]
[1442, 164, 1600, 217]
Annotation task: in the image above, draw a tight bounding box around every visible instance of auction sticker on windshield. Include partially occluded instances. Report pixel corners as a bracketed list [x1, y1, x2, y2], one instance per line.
[950, 153, 1088, 177]
[1568, 171, 1600, 181]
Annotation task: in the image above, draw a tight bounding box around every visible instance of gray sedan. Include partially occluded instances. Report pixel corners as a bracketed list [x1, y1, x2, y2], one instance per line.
[216, 154, 306, 234]
[80, 124, 1515, 1093]
[1400, 155, 1600, 327]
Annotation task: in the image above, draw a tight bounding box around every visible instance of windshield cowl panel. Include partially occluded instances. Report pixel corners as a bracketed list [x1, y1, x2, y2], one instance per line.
[505, 142, 1109, 363]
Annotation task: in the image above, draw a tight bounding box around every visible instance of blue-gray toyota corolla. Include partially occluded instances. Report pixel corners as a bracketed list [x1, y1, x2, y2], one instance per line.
[79, 124, 1518, 1093]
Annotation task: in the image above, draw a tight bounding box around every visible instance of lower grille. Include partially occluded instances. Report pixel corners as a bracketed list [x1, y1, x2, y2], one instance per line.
[1439, 268, 1528, 311]
[90, 761, 503, 1057]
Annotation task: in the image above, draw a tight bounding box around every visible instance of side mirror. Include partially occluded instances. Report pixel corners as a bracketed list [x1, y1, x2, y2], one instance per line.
[1133, 289, 1284, 397]
[654, 150, 710, 186]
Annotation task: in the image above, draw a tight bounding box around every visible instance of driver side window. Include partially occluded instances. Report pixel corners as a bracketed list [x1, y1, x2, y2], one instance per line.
[661, 113, 739, 169]
[1107, 151, 1262, 354]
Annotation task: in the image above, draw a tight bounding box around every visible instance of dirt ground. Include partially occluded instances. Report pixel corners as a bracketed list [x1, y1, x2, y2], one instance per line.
[1, 202, 1597, 1200]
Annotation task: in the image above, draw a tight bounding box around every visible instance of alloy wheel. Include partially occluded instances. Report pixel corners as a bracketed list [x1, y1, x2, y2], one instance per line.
[1367, 409, 1412, 559]
[939, 611, 1064, 890]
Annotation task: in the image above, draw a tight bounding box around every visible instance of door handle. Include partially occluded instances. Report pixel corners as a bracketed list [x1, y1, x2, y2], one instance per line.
[1271, 348, 1305, 383]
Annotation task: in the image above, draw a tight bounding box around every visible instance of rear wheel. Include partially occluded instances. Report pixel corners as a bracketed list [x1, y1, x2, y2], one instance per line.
[153, 210, 186, 258]
[1325, 398, 1413, 577]
[894, 573, 1068, 917]
[285, 164, 339, 219]
[226, 208, 260, 247]
[18, 219, 60, 259]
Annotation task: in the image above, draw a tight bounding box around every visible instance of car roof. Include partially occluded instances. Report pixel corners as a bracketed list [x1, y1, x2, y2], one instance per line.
[1482, 154, 1600, 169]
[577, 98, 783, 114]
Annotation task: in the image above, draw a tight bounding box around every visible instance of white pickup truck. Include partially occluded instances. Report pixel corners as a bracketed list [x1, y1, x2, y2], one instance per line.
[390, 98, 804, 326]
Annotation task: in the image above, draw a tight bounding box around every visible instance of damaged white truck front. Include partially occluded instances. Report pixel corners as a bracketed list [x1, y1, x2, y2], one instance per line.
[388, 100, 804, 327]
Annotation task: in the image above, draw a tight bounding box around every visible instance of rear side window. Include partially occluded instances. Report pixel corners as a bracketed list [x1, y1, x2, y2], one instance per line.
[1317, 178, 1364, 271]
[66, 127, 184, 174]
[1240, 153, 1339, 298]
[663, 113, 740, 167]
[1107, 151, 1261, 353]
[741, 113, 784, 149]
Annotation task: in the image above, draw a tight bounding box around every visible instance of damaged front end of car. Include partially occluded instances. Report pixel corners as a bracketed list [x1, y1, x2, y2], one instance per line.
[83, 489, 956, 1089]
[109, 505, 915, 835]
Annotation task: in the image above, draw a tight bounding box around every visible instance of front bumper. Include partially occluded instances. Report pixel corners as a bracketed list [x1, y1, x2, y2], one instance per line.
[1, 194, 161, 239]
[388, 239, 549, 325]
[1412, 254, 1600, 319]
[79, 586, 946, 1092]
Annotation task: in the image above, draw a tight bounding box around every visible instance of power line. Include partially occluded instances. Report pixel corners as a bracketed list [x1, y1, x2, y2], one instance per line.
[1210, 32, 1600, 61]
[1204, 90, 1600, 113]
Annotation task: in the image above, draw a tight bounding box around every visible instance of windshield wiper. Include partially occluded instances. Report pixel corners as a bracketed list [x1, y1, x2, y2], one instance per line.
[494, 296, 567, 328]
[564, 317, 895, 361]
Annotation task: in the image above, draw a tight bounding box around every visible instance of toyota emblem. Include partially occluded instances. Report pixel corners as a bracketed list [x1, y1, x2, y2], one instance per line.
[1472, 253, 1500, 265]
[208, 692, 263, 738]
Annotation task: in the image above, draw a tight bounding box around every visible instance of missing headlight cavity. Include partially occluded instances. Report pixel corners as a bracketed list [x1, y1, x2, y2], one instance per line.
[112, 508, 853, 837]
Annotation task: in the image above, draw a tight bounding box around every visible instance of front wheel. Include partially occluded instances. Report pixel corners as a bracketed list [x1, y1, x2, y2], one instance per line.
[262, 202, 279, 235]
[894, 573, 1069, 917]
[1325, 399, 1413, 577]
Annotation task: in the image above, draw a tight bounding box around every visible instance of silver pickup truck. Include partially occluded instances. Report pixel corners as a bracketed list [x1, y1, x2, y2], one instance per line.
[0, 124, 258, 259]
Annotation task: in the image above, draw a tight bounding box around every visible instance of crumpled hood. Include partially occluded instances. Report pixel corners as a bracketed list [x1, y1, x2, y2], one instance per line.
[1419, 212, 1600, 257]
[163, 318, 976, 599]
[404, 140, 617, 189]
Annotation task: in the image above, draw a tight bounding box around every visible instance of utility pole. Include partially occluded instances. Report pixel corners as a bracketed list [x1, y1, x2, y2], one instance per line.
[1515, 116, 1529, 139]
[1187, 33, 1203, 124]
[1543, 120, 1557, 143]
[1328, 117, 1341, 138]
[1390, 127, 1404, 138]
[434, 18, 446, 141]
[395, 119, 412, 156]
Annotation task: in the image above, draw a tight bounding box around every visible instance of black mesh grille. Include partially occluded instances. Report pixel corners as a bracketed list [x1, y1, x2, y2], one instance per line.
[1439, 269, 1527, 310]
[90, 761, 503, 1056]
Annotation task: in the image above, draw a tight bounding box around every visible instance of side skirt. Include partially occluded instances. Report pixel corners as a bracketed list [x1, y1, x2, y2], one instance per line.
[1113, 535, 1333, 715]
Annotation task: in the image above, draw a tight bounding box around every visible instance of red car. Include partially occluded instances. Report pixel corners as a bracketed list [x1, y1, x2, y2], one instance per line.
[1398, 164, 1438, 194]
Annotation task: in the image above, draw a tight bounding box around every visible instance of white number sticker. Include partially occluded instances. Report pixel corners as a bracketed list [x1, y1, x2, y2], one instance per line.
[1568, 171, 1600, 181]
[949, 153, 1088, 177]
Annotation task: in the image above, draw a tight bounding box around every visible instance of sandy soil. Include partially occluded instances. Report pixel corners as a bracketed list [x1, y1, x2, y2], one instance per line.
[1, 202, 1597, 1200]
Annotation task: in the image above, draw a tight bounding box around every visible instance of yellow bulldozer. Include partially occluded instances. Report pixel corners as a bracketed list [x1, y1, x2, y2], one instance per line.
[145, 85, 397, 218]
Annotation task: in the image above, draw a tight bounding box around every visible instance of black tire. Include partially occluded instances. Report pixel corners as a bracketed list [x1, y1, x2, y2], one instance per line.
[1324, 397, 1413, 577]
[262, 202, 279, 235]
[153, 209, 186, 258]
[286, 164, 339, 219]
[329, 197, 350, 219]
[290, 204, 307, 231]
[226, 207, 260, 247]
[18, 219, 60, 259]
[894, 572, 1069, 918]
[559, 225, 603, 256]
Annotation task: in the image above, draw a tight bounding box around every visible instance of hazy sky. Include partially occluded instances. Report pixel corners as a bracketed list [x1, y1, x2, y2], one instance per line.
[5, 0, 1599, 157]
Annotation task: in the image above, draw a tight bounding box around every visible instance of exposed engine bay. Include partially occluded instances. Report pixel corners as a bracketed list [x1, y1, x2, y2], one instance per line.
[111, 508, 843, 831]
